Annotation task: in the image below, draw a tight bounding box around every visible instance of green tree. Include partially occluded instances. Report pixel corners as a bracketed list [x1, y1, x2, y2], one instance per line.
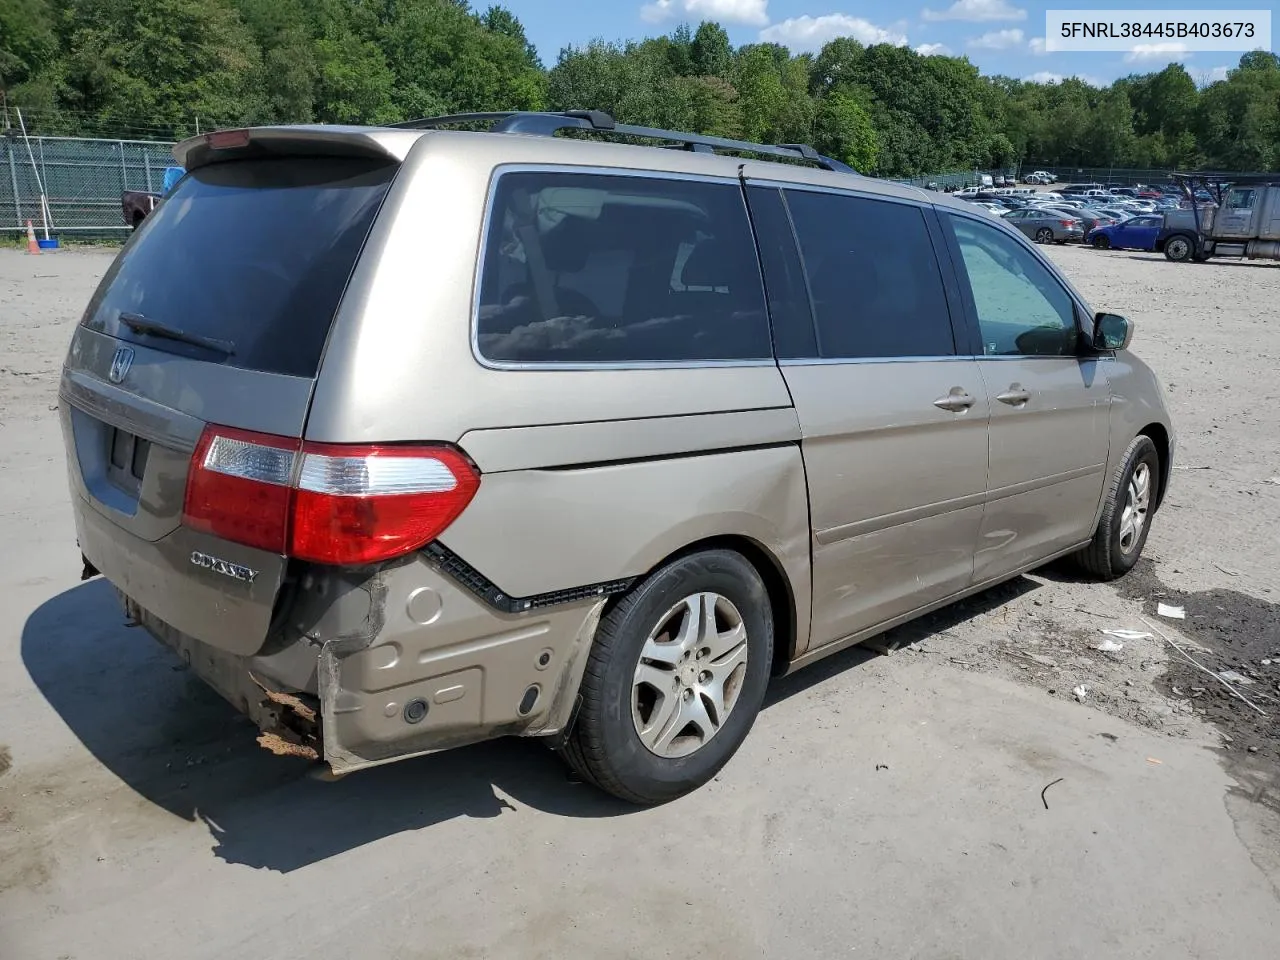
[58, 0, 264, 137]
[482, 5, 541, 68]
[810, 36, 864, 96]
[732, 43, 813, 144]
[377, 0, 545, 119]
[814, 92, 878, 171]
[690, 22, 732, 79]
[0, 0, 58, 89]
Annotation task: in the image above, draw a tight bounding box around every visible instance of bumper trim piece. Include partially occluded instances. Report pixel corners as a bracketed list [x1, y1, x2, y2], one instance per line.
[423, 541, 634, 614]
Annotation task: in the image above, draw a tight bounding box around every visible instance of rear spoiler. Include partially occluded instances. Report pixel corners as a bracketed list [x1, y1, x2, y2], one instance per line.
[174, 125, 423, 170]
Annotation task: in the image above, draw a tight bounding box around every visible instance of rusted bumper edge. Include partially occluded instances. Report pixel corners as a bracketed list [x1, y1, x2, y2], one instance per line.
[119, 590, 322, 762]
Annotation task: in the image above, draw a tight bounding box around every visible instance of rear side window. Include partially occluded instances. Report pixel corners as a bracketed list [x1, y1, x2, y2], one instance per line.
[783, 190, 954, 359]
[476, 171, 770, 364]
[83, 157, 395, 378]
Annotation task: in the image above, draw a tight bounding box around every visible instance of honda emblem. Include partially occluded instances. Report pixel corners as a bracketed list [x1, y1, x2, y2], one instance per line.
[108, 346, 134, 384]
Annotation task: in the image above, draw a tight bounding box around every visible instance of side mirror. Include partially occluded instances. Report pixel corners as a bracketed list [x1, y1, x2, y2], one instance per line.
[1094, 312, 1133, 351]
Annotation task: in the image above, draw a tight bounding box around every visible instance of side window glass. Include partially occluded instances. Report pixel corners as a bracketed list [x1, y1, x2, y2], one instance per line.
[476, 172, 770, 364]
[1227, 189, 1256, 210]
[949, 215, 1078, 357]
[745, 185, 817, 359]
[783, 190, 954, 359]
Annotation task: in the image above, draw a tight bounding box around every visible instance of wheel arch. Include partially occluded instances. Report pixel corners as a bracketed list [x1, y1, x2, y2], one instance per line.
[1139, 422, 1171, 509]
[604, 534, 802, 678]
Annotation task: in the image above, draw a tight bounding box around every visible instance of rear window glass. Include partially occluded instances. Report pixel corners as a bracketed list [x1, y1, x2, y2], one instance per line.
[82, 157, 395, 378]
[476, 171, 770, 364]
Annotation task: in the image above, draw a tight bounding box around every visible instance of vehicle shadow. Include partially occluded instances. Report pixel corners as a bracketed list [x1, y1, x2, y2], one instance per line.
[1121, 254, 1277, 268]
[23, 574, 1038, 872]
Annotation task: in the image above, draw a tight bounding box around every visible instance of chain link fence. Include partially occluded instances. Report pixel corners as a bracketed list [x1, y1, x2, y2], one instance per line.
[2, 134, 177, 236]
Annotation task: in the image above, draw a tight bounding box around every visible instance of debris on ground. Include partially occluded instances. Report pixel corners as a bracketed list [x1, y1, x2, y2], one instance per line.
[1072, 684, 1089, 702]
[1104, 629, 1152, 641]
[1095, 638, 1125, 653]
[1218, 670, 1255, 686]
[1157, 603, 1186, 620]
[1040, 777, 1064, 809]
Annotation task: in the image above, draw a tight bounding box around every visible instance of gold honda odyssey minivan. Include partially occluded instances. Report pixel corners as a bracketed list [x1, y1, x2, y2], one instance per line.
[60, 112, 1173, 803]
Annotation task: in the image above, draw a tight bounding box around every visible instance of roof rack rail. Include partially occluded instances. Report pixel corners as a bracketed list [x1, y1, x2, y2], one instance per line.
[388, 110, 857, 174]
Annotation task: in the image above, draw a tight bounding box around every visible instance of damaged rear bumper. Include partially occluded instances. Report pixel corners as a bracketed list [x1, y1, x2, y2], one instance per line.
[117, 552, 607, 773]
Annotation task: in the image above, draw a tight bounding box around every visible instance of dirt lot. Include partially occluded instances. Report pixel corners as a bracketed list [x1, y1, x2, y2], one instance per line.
[1, 244, 1278, 958]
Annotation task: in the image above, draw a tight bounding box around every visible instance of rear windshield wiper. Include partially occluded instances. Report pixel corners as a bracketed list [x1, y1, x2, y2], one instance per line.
[118, 312, 236, 357]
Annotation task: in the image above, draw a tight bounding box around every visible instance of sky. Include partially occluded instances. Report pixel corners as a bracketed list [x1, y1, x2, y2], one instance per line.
[500, 0, 1270, 87]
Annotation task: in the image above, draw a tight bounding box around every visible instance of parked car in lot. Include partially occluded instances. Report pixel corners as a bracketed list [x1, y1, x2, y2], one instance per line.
[1001, 208, 1084, 242]
[1025, 170, 1057, 184]
[1087, 214, 1163, 251]
[1038, 205, 1114, 234]
[59, 113, 1173, 804]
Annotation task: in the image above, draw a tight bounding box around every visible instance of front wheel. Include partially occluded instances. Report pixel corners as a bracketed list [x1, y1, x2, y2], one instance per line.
[1035, 227, 1053, 244]
[1073, 435, 1160, 580]
[560, 550, 774, 805]
[1164, 235, 1193, 262]
[1092, 234, 1111, 250]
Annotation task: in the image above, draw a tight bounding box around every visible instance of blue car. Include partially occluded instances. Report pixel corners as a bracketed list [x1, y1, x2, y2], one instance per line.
[1087, 214, 1163, 251]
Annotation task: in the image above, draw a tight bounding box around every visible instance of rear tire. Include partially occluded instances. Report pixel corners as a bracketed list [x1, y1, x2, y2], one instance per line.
[1092, 235, 1110, 250]
[1035, 228, 1053, 244]
[1073, 435, 1160, 580]
[560, 550, 773, 805]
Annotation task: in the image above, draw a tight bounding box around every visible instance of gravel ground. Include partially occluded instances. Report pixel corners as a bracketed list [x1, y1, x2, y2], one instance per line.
[1, 243, 1277, 958]
[890, 245, 1280, 790]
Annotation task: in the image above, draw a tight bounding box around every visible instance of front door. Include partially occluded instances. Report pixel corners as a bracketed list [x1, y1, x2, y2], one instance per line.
[942, 212, 1111, 583]
[1216, 188, 1259, 238]
[1117, 215, 1161, 250]
[745, 181, 989, 648]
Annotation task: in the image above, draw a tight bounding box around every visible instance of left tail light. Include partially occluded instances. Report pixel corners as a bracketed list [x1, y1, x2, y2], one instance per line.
[183, 425, 480, 565]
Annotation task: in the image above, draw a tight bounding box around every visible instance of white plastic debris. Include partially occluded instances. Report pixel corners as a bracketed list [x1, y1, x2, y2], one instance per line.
[1095, 638, 1125, 653]
[1218, 670, 1256, 686]
[1156, 603, 1186, 620]
[1072, 684, 1089, 702]
[1104, 629, 1153, 641]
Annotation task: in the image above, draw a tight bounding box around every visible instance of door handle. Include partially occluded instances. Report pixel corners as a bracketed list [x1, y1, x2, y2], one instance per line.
[934, 389, 977, 413]
[996, 384, 1031, 406]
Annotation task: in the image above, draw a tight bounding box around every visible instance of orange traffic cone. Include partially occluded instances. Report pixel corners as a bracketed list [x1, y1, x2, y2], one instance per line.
[25, 220, 40, 255]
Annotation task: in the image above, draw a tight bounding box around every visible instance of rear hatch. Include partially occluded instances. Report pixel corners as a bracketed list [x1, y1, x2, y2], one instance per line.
[61, 136, 401, 656]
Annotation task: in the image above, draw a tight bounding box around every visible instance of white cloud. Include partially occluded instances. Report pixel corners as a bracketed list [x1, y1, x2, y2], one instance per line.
[1028, 36, 1046, 55]
[641, 0, 769, 26]
[1023, 70, 1101, 86]
[915, 42, 952, 56]
[1125, 42, 1191, 63]
[761, 15, 909, 52]
[640, 0, 673, 22]
[922, 0, 1026, 22]
[1202, 65, 1231, 84]
[969, 28, 1024, 50]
